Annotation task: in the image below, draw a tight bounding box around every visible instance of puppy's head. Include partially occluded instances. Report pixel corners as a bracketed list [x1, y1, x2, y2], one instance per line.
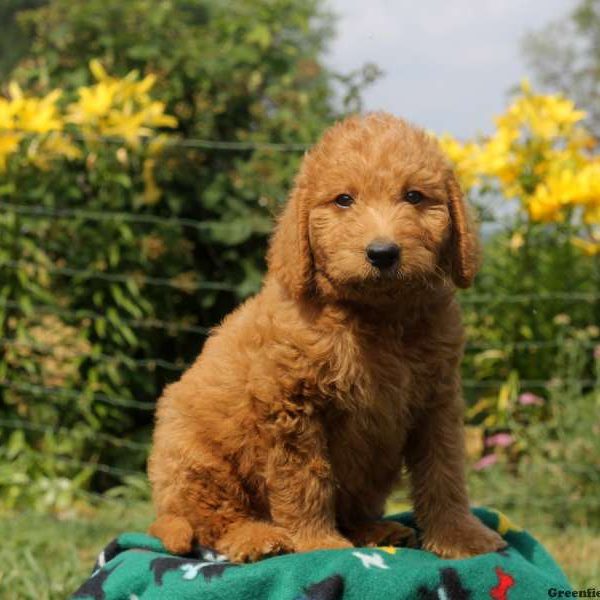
[268, 113, 479, 304]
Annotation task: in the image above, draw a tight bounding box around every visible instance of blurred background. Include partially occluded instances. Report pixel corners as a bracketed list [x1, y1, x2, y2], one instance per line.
[0, 0, 598, 596]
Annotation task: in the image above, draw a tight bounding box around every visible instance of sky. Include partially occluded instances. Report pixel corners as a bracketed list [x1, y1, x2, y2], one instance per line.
[326, 0, 573, 139]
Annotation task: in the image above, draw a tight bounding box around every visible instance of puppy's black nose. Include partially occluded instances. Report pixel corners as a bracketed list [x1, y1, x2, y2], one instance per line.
[366, 241, 400, 269]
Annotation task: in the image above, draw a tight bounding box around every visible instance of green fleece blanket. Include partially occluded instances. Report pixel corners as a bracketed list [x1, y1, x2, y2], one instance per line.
[71, 508, 571, 600]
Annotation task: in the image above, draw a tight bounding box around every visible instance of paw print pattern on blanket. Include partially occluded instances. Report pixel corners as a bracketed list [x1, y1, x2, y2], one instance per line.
[294, 575, 345, 600]
[150, 545, 238, 585]
[418, 568, 471, 600]
[72, 563, 122, 600]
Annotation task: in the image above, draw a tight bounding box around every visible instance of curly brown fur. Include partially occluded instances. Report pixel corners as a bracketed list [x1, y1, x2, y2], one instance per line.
[148, 113, 505, 562]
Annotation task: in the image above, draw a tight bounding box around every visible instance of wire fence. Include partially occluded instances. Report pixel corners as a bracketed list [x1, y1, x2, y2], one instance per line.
[1, 259, 238, 292]
[1, 334, 598, 373]
[13, 128, 313, 153]
[0, 177, 598, 520]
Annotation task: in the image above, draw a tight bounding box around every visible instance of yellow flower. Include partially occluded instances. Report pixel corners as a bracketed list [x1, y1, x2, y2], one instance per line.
[541, 95, 587, 130]
[89, 58, 109, 82]
[42, 133, 81, 159]
[0, 82, 69, 170]
[142, 158, 161, 205]
[528, 183, 564, 222]
[142, 101, 178, 129]
[436, 80, 598, 257]
[0, 98, 16, 129]
[29, 132, 82, 170]
[571, 237, 600, 256]
[72, 83, 118, 120]
[147, 134, 169, 156]
[474, 126, 526, 198]
[9, 83, 63, 133]
[584, 203, 600, 224]
[135, 73, 158, 96]
[496, 82, 586, 141]
[527, 162, 600, 222]
[509, 231, 525, 250]
[477, 127, 519, 175]
[67, 60, 177, 145]
[104, 110, 149, 144]
[438, 134, 481, 190]
[0, 132, 22, 171]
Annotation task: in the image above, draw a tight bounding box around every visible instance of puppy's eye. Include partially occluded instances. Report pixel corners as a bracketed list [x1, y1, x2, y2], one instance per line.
[405, 190, 425, 204]
[334, 194, 354, 208]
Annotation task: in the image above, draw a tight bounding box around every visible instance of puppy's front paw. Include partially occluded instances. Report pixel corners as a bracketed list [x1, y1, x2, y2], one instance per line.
[294, 532, 353, 553]
[424, 514, 507, 559]
[149, 514, 194, 555]
[347, 520, 418, 548]
[216, 522, 294, 563]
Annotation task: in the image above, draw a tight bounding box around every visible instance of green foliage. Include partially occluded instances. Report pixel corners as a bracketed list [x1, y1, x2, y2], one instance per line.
[467, 319, 599, 528]
[0, 0, 379, 510]
[460, 211, 599, 528]
[0, 0, 597, 532]
[0, 0, 47, 79]
[14, 0, 377, 129]
[462, 220, 599, 394]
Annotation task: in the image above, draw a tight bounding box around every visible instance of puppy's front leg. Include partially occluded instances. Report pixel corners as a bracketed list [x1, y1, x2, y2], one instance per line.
[265, 409, 352, 553]
[405, 381, 506, 558]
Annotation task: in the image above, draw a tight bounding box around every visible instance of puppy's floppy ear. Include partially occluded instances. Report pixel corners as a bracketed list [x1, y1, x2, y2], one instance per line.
[445, 172, 481, 288]
[267, 181, 313, 299]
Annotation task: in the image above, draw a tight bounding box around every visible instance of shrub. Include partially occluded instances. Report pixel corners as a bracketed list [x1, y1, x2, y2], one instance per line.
[0, 18, 597, 519]
[443, 83, 600, 527]
[0, 0, 378, 511]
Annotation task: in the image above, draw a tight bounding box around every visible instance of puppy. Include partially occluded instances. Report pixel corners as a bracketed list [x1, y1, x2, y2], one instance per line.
[148, 113, 506, 562]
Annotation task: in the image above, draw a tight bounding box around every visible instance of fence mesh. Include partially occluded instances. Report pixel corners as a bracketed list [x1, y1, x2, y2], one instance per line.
[0, 134, 598, 528]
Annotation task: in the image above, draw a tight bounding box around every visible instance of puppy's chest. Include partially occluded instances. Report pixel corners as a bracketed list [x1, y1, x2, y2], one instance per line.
[323, 386, 411, 496]
[319, 331, 434, 414]
[319, 338, 433, 473]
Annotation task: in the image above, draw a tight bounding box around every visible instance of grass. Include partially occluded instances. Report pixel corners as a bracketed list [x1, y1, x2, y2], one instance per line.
[0, 500, 596, 599]
[0, 501, 152, 600]
[535, 527, 600, 588]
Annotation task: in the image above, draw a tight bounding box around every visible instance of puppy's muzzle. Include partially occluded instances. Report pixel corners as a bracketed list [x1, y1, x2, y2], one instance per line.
[365, 240, 400, 270]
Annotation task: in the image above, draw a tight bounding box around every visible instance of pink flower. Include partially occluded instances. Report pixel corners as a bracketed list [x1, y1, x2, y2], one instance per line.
[474, 454, 498, 470]
[518, 392, 544, 406]
[594, 345, 600, 360]
[485, 433, 514, 448]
